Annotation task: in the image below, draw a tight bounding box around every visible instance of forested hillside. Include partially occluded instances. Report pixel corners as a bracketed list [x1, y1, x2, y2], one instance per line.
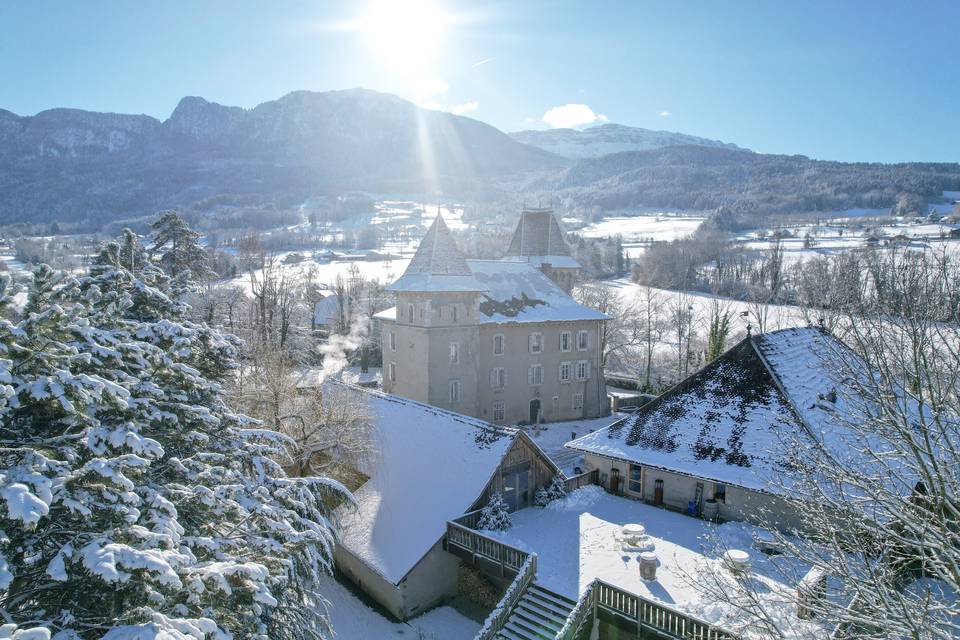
[553, 145, 960, 218]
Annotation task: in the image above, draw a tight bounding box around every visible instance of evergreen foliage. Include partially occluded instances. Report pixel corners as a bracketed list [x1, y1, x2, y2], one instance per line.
[0, 245, 350, 639]
[534, 475, 567, 507]
[149, 211, 212, 285]
[706, 305, 732, 363]
[476, 492, 511, 531]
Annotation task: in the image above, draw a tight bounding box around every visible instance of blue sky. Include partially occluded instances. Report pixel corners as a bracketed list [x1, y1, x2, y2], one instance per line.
[1, 1, 957, 162]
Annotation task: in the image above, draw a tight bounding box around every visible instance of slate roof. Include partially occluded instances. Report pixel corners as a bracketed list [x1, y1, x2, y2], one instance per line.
[566, 327, 898, 494]
[388, 215, 482, 292]
[505, 207, 579, 268]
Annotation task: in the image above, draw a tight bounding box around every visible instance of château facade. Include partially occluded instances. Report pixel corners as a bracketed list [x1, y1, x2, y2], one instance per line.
[376, 207, 609, 424]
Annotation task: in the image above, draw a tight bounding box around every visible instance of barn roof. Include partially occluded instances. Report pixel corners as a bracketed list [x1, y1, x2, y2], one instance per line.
[567, 327, 907, 495]
[334, 386, 515, 584]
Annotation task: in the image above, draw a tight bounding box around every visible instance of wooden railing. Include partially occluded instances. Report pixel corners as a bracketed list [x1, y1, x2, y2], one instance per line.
[473, 553, 537, 640]
[563, 468, 599, 492]
[557, 579, 741, 640]
[555, 581, 596, 640]
[452, 509, 482, 530]
[446, 520, 530, 576]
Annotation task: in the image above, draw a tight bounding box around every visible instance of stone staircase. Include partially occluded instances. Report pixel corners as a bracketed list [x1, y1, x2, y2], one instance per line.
[495, 582, 577, 640]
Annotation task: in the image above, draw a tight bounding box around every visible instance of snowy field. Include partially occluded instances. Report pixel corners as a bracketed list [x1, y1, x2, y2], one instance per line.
[487, 487, 832, 639]
[320, 576, 480, 639]
[577, 213, 706, 259]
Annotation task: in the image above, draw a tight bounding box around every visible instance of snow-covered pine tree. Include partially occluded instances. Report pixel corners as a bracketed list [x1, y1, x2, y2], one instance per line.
[0, 249, 350, 640]
[149, 211, 212, 285]
[534, 475, 567, 507]
[477, 492, 511, 531]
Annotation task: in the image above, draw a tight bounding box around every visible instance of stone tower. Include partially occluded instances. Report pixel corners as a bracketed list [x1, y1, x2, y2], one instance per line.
[383, 215, 482, 415]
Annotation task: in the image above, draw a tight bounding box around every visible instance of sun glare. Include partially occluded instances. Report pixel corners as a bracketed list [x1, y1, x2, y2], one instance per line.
[359, 0, 450, 72]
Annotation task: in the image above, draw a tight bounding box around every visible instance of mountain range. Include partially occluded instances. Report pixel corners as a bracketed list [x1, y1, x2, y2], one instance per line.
[0, 89, 561, 227]
[510, 123, 745, 158]
[1, 88, 958, 230]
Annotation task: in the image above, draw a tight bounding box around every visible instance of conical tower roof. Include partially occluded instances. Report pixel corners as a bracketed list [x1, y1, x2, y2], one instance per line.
[388, 214, 483, 292]
[505, 207, 573, 259]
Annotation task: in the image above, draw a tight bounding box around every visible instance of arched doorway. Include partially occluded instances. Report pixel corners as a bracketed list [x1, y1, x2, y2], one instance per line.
[529, 398, 541, 424]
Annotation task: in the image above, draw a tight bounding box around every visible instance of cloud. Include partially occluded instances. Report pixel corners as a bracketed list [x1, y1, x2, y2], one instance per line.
[659, 110, 672, 118]
[542, 103, 608, 129]
[471, 57, 494, 68]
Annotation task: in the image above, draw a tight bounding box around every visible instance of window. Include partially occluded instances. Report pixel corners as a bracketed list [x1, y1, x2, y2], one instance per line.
[449, 342, 459, 364]
[559, 361, 572, 383]
[629, 465, 642, 494]
[389, 331, 397, 351]
[493, 401, 505, 422]
[389, 362, 396, 383]
[490, 367, 506, 390]
[577, 330, 589, 351]
[449, 379, 461, 403]
[493, 334, 504, 356]
[407, 304, 415, 324]
[575, 360, 590, 380]
[450, 305, 458, 323]
[559, 331, 572, 352]
[528, 364, 543, 386]
[573, 392, 584, 410]
[528, 332, 543, 354]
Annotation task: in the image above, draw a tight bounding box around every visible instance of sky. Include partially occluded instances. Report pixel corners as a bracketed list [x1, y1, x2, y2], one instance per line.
[1, 0, 957, 163]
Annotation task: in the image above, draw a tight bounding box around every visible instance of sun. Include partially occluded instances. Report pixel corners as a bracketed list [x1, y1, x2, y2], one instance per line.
[358, 0, 451, 72]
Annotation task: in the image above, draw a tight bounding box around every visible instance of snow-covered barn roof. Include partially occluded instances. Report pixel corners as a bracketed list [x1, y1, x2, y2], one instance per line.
[334, 386, 515, 584]
[567, 327, 896, 494]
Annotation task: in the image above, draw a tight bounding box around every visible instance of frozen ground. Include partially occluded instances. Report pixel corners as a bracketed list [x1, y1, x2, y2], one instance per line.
[320, 575, 480, 639]
[487, 487, 832, 639]
[577, 213, 706, 259]
[227, 254, 411, 295]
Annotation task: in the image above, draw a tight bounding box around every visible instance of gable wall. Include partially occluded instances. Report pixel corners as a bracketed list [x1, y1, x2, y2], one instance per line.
[473, 435, 558, 511]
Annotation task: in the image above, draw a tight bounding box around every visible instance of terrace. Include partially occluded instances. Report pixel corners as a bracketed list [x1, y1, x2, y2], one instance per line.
[449, 486, 835, 640]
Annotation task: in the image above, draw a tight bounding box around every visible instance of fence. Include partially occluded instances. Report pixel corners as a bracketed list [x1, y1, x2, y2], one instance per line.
[563, 468, 599, 492]
[445, 520, 530, 577]
[473, 554, 537, 640]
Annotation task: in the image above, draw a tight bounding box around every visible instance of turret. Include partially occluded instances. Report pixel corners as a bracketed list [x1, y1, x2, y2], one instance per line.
[502, 206, 580, 292]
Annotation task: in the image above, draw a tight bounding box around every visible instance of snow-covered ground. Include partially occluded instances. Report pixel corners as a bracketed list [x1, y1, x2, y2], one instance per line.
[227, 254, 411, 295]
[487, 487, 832, 639]
[320, 576, 480, 639]
[577, 214, 706, 258]
[517, 414, 625, 475]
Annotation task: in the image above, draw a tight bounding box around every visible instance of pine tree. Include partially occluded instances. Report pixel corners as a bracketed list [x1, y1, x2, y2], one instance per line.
[149, 211, 211, 284]
[534, 475, 568, 507]
[477, 492, 512, 531]
[0, 248, 349, 638]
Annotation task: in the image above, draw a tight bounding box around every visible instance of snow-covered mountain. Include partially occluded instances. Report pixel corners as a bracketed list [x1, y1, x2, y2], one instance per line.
[0, 89, 563, 227]
[510, 123, 745, 158]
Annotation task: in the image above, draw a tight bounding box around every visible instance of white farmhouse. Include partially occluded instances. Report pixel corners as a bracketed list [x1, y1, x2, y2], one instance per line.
[377, 208, 609, 424]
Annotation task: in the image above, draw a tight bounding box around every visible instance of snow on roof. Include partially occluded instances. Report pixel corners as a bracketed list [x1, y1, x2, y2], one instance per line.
[505, 207, 574, 260]
[468, 260, 608, 324]
[314, 295, 341, 326]
[334, 386, 515, 584]
[567, 336, 799, 492]
[372, 306, 395, 321]
[388, 214, 482, 292]
[501, 255, 582, 269]
[568, 327, 912, 495]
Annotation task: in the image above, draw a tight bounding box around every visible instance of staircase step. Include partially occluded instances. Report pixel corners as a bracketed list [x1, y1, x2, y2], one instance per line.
[496, 629, 533, 640]
[520, 593, 573, 619]
[513, 608, 563, 635]
[515, 602, 565, 631]
[503, 619, 546, 640]
[529, 583, 578, 609]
